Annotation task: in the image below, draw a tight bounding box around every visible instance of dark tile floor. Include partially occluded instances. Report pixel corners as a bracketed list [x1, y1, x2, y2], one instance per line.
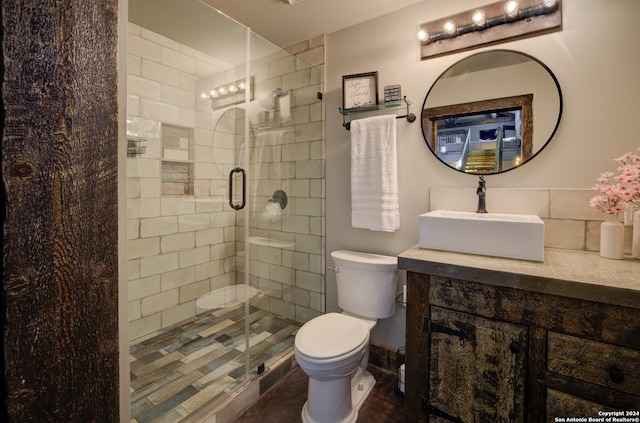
[233, 364, 406, 423]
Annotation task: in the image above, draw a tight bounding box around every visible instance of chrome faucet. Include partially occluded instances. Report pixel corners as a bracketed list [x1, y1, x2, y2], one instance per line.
[476, 176, 487, 213]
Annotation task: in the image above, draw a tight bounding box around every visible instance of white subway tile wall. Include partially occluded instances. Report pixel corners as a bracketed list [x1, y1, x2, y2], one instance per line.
[127, 23, 325, 341]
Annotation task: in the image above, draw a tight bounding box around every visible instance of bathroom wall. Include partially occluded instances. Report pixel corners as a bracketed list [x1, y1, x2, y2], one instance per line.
[325, 0, 640, 349]
[126, 22, 240, 340]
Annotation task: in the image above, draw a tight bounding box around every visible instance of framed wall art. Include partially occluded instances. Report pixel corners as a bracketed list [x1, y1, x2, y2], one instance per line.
[342, 71, 378, 109]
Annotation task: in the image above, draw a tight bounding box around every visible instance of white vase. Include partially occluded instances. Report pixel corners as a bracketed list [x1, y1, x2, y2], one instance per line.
[624, 207, 635, 226]
[633, 209, 640, 260]
[600, 216, 624, 260]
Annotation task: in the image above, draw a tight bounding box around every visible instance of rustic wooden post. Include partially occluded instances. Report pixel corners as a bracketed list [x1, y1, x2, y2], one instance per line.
[2, 0, 120, 420]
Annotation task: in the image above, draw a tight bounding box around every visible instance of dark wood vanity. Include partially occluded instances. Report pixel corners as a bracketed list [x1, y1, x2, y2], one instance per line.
[398, 246, 640, 423]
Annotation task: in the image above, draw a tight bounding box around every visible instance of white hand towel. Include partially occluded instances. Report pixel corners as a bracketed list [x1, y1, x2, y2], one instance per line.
[350, 115, 400, 232]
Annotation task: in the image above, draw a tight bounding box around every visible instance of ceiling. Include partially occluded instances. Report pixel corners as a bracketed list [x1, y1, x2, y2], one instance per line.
[201, 0, 425, 47]
[129, 0, 426, 67]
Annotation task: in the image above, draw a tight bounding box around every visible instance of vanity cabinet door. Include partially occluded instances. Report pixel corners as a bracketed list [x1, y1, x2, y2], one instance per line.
[427, 306, 528, 423]
[546, 389, 606, 421]
[546, 332, 640, 410]
[548, 332, 640, 397]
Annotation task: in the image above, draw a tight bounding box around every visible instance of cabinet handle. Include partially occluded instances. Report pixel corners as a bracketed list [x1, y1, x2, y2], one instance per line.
[509, 342, 521, 354]
[609, 365, 624, 384]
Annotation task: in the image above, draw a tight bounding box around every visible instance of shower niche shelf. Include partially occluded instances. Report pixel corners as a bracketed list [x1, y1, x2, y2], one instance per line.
[339, 97, 416, 130]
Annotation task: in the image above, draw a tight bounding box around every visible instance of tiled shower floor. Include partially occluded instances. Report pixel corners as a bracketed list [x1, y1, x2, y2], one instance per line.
[129, 302, 301, 423]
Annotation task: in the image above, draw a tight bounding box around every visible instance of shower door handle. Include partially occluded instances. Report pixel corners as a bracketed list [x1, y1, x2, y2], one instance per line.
[229, 167, 246, 210]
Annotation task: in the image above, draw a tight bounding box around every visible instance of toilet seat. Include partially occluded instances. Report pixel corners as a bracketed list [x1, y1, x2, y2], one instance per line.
[295, 313, 369, 363]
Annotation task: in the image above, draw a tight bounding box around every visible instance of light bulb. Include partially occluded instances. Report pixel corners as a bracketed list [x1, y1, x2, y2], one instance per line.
[542, 0, 557, 8]
[417, 29, 428, 41]
[472, 10, 486, 27]
[229, 85, 237, 92]
[209, 90, 218, 98]
[218, 87, 227, 95]
[504, 0, 519, 19]
[443, 20, 457, 36]
[201, 93, 208, 99]
[238, 82, 246, 90]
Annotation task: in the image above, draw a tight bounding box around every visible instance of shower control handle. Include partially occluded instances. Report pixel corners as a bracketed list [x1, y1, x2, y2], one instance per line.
[328, 266, 340, 273]
[229, 167, 246, 210]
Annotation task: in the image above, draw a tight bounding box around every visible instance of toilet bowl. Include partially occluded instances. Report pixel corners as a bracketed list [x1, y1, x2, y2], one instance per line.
[295, 313, 372, 423]
[294, 250, 398, 423]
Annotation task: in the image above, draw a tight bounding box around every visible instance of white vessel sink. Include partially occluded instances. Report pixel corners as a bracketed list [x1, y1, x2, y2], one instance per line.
[419, 210, 545, 262]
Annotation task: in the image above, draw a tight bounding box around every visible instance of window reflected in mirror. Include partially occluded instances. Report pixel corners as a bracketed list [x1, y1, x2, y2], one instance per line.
[425, 94, 532, 173]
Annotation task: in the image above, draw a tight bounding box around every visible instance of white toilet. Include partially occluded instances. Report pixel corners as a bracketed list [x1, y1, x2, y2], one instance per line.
[294, 250, 398, 423]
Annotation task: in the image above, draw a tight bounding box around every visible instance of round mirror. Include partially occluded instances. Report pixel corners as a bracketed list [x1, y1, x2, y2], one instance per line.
[421, 50, 562, 174]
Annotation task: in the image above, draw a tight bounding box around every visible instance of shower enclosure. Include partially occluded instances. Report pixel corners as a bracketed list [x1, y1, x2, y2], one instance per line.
[126, 1, 324, 421]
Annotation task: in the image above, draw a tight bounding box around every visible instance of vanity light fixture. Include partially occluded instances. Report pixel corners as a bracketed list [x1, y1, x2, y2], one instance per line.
[201, 77, 254, 110]
[504, 0, 520, 20]
[201, 81, 243, 100]
[443, 20, 457, 36]
[418, 0, 561, 60]
[472, 10, 487, 28]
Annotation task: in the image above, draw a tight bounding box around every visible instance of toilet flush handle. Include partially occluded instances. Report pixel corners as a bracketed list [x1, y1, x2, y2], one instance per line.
[328, 265, 340, 273]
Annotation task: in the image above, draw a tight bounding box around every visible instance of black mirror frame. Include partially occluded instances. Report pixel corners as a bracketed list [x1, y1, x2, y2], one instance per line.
[421, 49, 563, 175]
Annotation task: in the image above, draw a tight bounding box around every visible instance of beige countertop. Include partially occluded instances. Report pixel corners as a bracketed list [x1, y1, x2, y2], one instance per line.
[398, 246, 640, 309]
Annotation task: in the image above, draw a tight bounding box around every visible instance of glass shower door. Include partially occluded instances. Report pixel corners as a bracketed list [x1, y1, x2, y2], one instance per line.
[127, 1, 256, 419]
[234, 30, 325, 376]
[126, 0, 324, 420]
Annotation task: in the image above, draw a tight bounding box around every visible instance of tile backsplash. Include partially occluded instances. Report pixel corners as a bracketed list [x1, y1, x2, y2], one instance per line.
[430, 188, 633, 254]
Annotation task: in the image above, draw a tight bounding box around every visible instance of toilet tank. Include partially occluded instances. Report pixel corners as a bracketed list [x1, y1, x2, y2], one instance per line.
[331, 250, 398, 319]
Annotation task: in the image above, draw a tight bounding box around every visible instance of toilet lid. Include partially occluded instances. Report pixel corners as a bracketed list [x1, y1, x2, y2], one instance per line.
[295, 313, 369, 360]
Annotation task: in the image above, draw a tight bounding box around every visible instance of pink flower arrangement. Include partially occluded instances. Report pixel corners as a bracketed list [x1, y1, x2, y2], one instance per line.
[589, 147, 640, 214]
[613, 149, 640, 206]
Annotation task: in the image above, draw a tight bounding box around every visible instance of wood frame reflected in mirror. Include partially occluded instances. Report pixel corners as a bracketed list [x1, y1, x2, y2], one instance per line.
[423, 94, 533, 173]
